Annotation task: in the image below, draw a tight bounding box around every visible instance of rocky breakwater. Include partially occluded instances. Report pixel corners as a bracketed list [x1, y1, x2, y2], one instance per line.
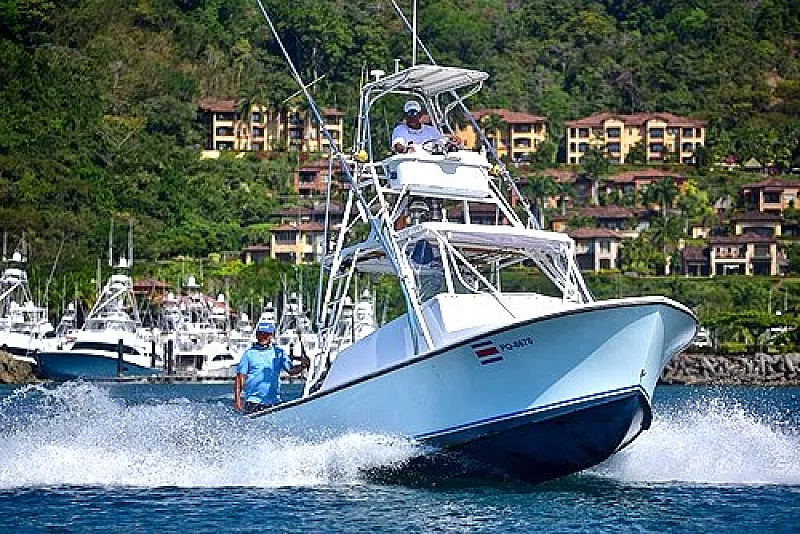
[0, 351, 37, 384]
[662, 352, 800, 386]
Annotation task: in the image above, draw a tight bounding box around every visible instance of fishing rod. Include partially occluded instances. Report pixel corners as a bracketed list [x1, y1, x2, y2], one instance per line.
[253, 0, 435, 352]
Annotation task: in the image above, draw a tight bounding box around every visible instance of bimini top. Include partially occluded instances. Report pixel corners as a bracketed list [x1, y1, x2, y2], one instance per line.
[364, 65, 489, 98]
[327, 222, 576, 271]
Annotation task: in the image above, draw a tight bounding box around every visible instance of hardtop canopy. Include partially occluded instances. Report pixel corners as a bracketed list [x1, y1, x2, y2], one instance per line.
[363, 65, 489, 98]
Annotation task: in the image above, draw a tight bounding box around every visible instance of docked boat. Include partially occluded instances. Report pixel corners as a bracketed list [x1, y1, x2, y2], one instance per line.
[275, 292, 320, 362]
[36, 263, 163, 380]
[247, 5, 697, 483]
[0, 252, 54, 364]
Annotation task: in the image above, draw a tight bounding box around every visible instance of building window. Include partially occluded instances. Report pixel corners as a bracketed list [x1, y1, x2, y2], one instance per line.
[599, 258, 611, 270]
[514, 139, 531, 148]
[514, 124, 531, 133]
[599, 240, 611, 253]
[216, 127, 234, 136]
[695, 128, 702, 137]
[578, 143, 589, 153]
[570, 128, 577, 138]
[764, 192, 780, 203]
[570, 157, 577, 164]
[607, 142, 621, 153]
[649, 128, 664, 139]
[275, 232, 296, 244]
[578, 128, 590, 138]
[252, 127, 264, 138]
[683, 127, 693, 137]
[252, 112, 262, 122]
[682, 142, 693, 152]
[215, 141, 234, 150]
[570, 142, 576, 152]
[251, 142, 263, 151]
[606, 127, 621, 138]
[650, 143, 664, 153]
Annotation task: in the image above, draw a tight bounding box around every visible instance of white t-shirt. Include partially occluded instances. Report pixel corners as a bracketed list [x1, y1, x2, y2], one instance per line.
[391, 123, 442, 149]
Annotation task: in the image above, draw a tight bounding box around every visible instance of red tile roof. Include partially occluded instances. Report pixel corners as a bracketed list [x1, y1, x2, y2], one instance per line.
[321, 107, 345, 117]
[568, 228, 622, 239]
[741, 178, 800, 189]
[731, 211, 782, 222]
[198, 99, 237, 112]
[709, 235, 776, 244]
[681, 246, 707, 261]
[565, 111, 706, 128]
[577, 206, 635, 219]
[605, 169, 686, 184]
[471, 108, 547, 124]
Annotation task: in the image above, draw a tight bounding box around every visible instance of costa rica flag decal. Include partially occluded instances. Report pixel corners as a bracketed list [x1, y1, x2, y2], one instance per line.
[471, 339, 503, 365]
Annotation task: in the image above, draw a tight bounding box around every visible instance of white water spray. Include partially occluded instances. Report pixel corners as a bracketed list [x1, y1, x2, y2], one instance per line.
[0, 383, 421, 489]
[591, 395, 800, 486]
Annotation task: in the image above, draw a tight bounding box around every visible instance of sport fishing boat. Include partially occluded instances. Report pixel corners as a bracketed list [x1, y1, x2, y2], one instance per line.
[0, 252, 54, 364]
[248, 2, 697, 483]
[37, 263, 163, 380]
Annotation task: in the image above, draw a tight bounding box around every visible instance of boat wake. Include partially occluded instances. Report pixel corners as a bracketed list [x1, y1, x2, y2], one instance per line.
[0, 383, 422, 489]
[589, 394, 800, 486]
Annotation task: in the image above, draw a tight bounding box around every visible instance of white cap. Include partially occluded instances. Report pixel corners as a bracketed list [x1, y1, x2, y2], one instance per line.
[403, 100, 422, 115]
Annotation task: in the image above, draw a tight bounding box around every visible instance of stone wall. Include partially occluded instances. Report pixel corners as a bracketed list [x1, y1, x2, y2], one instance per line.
[0, 352, 37, 384]
[662, 352, 800, 386]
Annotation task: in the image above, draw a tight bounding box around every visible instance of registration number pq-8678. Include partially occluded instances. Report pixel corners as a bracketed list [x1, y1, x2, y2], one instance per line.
[498, 336, 534, 352]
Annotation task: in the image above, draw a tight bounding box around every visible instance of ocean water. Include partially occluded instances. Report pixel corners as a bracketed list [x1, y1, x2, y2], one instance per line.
[0, 382, 797, 533]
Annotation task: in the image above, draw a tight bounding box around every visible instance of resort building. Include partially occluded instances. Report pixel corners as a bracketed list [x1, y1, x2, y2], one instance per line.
[456, 109, 548, 162]
[197, 100, 345, 155]
[565, 112, 706, 165]
[293, 159, 346, 198]
[269, 222, 334, 265]
[708, 235, 780, 276]
[740, 178, 800, 214]
[568, 228, 623, 272]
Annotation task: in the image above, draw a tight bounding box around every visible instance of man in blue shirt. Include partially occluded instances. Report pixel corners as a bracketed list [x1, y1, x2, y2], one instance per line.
[234, 323, 309, 414]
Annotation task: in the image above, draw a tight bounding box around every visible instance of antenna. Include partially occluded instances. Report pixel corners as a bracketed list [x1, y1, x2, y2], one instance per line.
[108, 220, 114, 267]
[128, 219, 134, 269]
[412, 0, 417, 66]
[2, 231, 6, 262]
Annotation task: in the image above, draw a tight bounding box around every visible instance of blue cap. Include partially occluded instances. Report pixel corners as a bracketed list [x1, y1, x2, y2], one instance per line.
[256, 323, 275, 334]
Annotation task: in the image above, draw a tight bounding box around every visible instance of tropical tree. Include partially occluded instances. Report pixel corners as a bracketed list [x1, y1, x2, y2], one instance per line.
[581, 145, 609, 205]
[555, 180, 576, 216]
[645, 177, 679, 222]
[523, 174, 558, 228]
[481, 113, 506, 152]
[626, 141, 647, 165]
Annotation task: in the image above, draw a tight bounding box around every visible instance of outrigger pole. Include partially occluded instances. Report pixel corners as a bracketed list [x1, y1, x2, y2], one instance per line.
[389, 0, 539, 229]
[253, 0, 435, 352]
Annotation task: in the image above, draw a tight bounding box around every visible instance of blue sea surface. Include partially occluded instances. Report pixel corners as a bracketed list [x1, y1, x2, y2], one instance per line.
[0, 382, 797, 533]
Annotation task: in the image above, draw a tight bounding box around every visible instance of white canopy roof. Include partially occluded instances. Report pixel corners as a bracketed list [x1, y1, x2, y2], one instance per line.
[328, 222, 575, 270]
[364, 65, 489, 97]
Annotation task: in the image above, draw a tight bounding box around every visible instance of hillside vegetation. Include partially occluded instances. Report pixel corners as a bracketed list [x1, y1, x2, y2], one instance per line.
[0, 0, 798, 317]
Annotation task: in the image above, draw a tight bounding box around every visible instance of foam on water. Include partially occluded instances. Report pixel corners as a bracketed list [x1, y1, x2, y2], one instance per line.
[0, 383, 421, 489]
[591, 394, 800, 486]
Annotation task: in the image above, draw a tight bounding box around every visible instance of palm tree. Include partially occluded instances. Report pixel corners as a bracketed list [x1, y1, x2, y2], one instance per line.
[555, 180, 576, 216]
[581, 145, 610, 205]
[480, 113, 506, 153]
[645, 177, 679, 222]
[523, 174, 559, 228]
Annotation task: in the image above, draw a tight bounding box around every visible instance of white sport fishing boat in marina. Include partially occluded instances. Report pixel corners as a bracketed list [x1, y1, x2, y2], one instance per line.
[274, 292, 321, 363]
[0, 251, 54, 365]
[248, 1, 697, 483]
[36, 259, 163, 380]
[170, 277, 237, 377]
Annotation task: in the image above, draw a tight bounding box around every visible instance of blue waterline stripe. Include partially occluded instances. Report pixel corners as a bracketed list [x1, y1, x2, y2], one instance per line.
[414, 385, 645, 440]
[480, 356, 503, 365]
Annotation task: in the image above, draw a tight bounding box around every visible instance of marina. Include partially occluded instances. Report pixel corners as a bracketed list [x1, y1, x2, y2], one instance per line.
[0, 0, 798, 531]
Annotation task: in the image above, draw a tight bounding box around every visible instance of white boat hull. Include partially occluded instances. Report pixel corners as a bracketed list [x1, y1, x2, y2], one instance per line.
[252, 297, 696, 483]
